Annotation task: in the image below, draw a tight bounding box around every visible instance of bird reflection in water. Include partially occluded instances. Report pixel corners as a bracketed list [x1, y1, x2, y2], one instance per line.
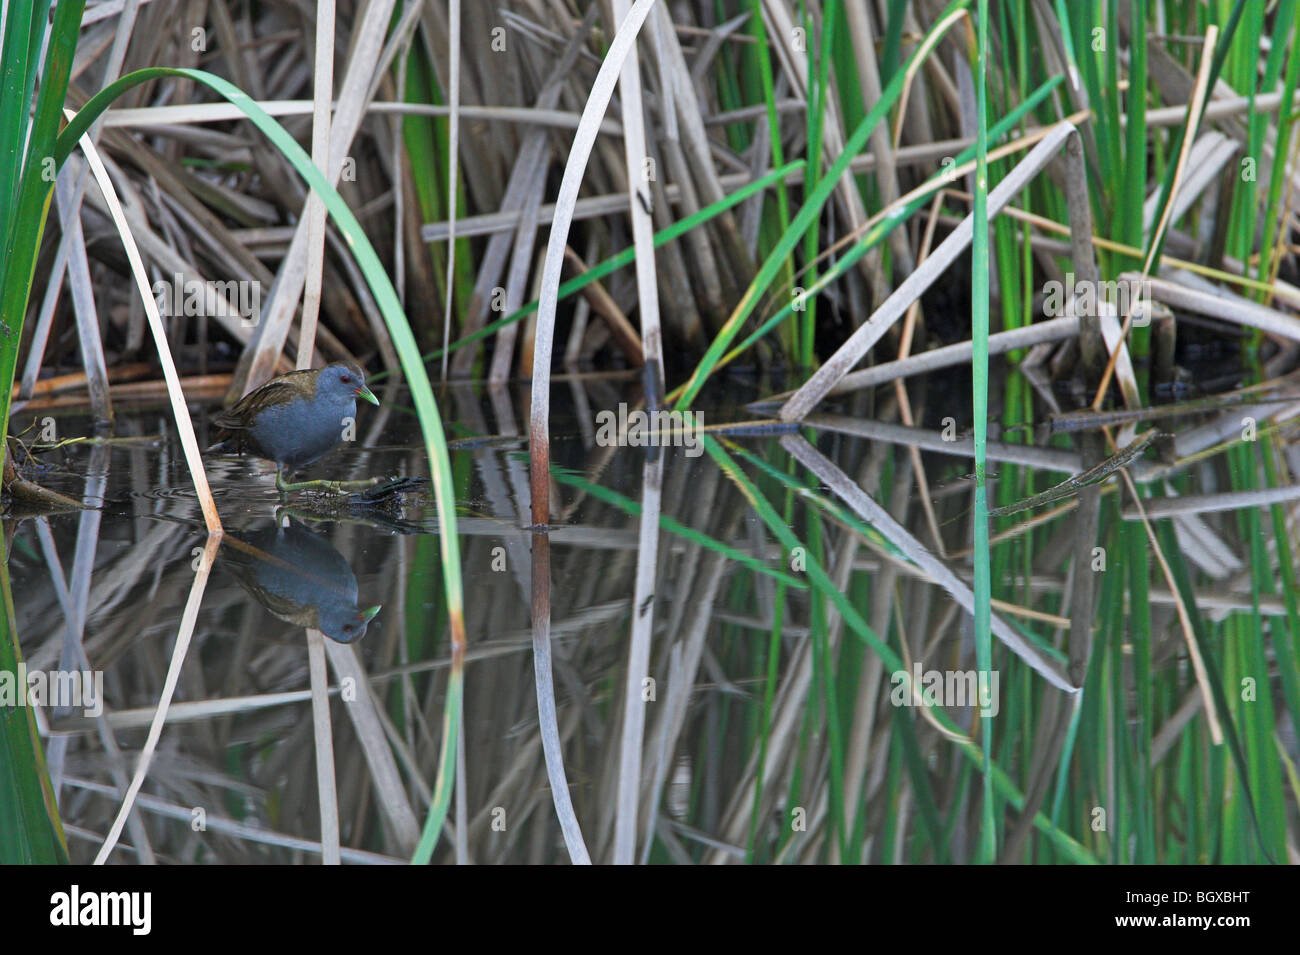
[220, 517, 379, 644]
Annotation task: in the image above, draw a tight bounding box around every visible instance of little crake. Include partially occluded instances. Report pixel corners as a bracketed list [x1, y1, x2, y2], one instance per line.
[211, 361, 379, 492]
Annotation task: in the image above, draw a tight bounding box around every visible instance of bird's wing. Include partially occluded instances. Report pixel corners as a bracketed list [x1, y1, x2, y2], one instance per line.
[212, 374, 309, 430]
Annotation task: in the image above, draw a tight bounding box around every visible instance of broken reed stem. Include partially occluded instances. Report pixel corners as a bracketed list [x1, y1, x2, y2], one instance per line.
[297, 0, 333, 371]
[1090, 24, 1220, 411]
[611, 0, 663, 866]
[440, 0, 460, 383]
[780, 121, 1077, 422]
[893, 188, 948, 557]
[527, 0, 661, 865]
[1115, 463, 1224, 744]
[68, 111, 222, 536]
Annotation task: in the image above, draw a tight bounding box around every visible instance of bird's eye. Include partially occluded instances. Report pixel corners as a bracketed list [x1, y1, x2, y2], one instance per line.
[340, 374, 352, 383]
[343, 624, 353, 632]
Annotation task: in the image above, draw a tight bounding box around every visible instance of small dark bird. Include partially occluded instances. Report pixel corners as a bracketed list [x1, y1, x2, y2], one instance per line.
[210, 361, 379, 492]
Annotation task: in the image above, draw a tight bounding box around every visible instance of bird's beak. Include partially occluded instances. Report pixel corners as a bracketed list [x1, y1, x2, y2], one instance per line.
[356, 383, 380, 406]
[360, 604, 382, 622]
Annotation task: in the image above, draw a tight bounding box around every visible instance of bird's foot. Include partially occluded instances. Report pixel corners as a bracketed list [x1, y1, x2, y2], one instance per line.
[276, 471, 383, 495]
[347, 475, 429, 504]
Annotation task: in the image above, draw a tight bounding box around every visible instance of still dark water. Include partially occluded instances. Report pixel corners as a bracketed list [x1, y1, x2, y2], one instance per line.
[8, 363, 1299, 863]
